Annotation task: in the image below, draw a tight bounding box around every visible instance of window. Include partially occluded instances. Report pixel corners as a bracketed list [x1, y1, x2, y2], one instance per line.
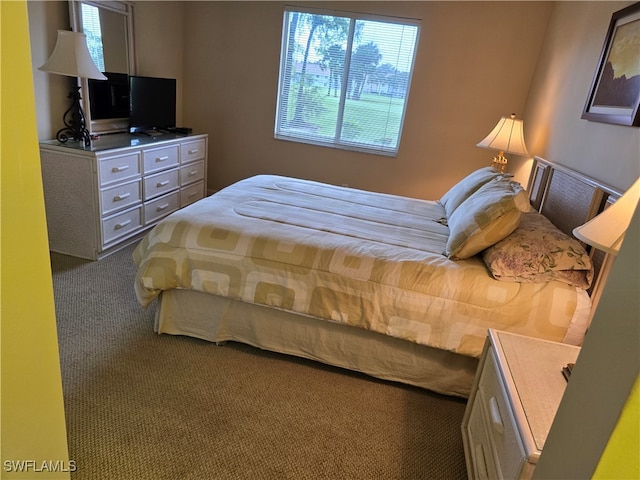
[81, 3, 106, 72]
[275, 8, 420, 156]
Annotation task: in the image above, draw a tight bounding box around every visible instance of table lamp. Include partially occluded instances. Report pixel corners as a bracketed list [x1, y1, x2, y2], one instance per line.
[39, 30, 107, 146]
[477, 113, 529, 173]
[573, 176, 640, 255]
[572, 176, 640, 325]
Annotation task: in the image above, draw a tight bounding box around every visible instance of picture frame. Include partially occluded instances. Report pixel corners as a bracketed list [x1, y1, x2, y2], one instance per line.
[581, 2, 640, 127]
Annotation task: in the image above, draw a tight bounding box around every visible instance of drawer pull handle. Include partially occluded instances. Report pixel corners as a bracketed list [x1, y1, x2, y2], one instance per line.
[113, 193, 131, 202]
[188, 170, 199, 176]
[156, 156, 169, 162]
[114, 219, 132, 230]
[489, 396, 504, 434]
[188, 191, 198, 198]
[156, 203, 170, 212]
[188, 149, 199, 155]
[111, 165, 130, 173]
[157, 180, 170, 187]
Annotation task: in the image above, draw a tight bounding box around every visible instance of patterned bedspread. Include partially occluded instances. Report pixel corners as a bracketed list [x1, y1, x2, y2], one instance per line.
[133, 175, 590, 358]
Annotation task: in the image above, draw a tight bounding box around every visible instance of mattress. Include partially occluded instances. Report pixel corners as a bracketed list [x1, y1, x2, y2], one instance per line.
[133, 175, 591, 358]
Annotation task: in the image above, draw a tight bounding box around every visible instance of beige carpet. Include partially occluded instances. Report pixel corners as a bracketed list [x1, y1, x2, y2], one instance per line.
[51, 242, 468, 479]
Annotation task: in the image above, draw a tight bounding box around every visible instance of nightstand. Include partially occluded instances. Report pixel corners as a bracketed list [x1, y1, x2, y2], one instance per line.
[461, 329, 580, 479]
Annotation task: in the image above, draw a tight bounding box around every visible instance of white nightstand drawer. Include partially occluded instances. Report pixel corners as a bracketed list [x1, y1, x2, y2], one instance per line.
[479, 350, 525, 479]
[180, 139, 206, 164]
[101, 179, 142, 216]
[144, 191, 179, 225]
[463, 331, 579, 480]
[99, 152, 141, 186]
[467, 396, 499, 480]
[180, 160, 205, 186]
[142, 145, 179, 174]
[102, 206, 142, 245]
[144, 168, 179, 200]
[180, 181, 205, 207]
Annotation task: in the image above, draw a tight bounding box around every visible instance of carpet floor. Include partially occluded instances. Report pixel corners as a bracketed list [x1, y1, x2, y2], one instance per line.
[51, 242, 468, 479]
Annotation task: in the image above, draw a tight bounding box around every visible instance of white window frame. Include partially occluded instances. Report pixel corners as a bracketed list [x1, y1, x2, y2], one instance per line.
[274, 7, 420, 157]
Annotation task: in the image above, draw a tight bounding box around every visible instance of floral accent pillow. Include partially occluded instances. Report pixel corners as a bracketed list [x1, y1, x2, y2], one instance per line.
[482, 211, 593, 289]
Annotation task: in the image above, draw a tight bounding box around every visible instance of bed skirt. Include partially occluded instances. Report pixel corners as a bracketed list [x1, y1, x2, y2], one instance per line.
[155, 289, 479, 398]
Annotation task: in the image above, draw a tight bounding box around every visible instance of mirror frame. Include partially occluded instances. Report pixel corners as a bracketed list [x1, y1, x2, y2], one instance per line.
[69, 0, 135, 134]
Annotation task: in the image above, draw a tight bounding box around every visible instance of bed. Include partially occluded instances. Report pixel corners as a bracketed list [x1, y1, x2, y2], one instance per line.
[133, 157, 621, 397]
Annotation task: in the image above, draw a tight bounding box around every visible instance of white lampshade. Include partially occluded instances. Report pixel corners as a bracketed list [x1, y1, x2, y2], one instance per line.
[39, 30, 106, 80]
[477, 113, 529, 156]
[573, 176, 640, 255]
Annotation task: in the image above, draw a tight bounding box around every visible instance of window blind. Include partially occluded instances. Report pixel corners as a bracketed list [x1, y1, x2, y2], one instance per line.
[275, 8, 420, 156]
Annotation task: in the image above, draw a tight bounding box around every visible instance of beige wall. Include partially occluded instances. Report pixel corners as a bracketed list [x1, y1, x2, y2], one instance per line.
[523, 1, 640, 193]
[28, 1, 639, 195]
[132, 1, 185, 125]
[183, 1, 554, 196]
[29, 1, 70, 142]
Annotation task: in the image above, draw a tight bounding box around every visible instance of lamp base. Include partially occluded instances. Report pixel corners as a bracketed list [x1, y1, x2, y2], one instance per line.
[56, 86, 91, 147]
[491, 151, 508, 173]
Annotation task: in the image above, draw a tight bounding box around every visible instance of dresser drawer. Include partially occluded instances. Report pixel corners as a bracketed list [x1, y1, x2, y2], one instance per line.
[144, 191, 179, 225]
[99, 152, 141, 186]
[102, 206, 142, 245]
[180, 160, 205, 186]
[479, 350, 525, 479]
[142, 145, 179, 174]
[40, 134, 209, 260]
[100, 179, 142, 216]
[181, 181, 205, 207]
[144, 168, 180, 200]
[180, 139, 206, 164]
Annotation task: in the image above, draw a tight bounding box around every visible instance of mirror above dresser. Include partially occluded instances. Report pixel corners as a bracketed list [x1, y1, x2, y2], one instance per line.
[69, 0, 135, 134]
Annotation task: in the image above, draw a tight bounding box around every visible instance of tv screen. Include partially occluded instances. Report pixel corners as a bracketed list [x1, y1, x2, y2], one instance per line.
[88, 72, 130, 120]
[129, 75, 176, 133]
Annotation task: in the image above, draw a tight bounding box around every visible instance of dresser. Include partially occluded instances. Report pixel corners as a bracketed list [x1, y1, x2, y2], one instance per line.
[40, 133, 208, 260]
[461, 329, 580, 479]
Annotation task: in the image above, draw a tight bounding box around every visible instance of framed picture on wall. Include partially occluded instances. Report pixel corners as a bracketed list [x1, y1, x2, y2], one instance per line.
[581, 2, 640, 127]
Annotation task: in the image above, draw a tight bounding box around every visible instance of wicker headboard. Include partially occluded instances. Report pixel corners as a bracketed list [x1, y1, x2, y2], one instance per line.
[527, 156, 622, 303]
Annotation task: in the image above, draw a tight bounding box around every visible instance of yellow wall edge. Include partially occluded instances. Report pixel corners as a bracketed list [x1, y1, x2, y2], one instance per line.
[1, 1, 71, 478]
[593, 375, 640, 480]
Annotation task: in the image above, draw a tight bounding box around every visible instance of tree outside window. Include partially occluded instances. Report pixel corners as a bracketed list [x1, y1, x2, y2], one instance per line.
[81, 3, 106, 72]
[275, 8, 420, 156]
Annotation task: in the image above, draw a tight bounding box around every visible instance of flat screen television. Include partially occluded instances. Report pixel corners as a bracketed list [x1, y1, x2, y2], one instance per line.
[88, 72, 130, 120]
[128, 75, 176, 133]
